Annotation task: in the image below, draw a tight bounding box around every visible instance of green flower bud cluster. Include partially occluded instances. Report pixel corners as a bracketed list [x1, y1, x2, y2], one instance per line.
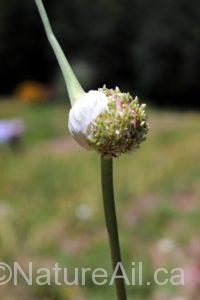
[87, 86, 149, 158]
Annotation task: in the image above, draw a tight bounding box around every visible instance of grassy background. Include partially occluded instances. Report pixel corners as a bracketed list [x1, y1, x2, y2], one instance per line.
[0, 100, 200, 300]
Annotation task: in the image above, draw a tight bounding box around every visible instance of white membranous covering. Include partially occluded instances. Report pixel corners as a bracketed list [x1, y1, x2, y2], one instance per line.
[68, 90, 108, 149]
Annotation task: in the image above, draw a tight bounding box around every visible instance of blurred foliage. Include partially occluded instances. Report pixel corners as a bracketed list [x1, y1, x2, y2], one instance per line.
[0, 0, 200, 107]
[0, 101, 200, 299]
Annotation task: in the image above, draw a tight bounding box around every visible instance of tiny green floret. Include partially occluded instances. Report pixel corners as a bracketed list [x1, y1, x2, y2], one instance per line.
[87, 86, 149, 158]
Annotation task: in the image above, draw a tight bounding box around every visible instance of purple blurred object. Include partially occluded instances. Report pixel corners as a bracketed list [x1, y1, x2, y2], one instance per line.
[0, 119, 24, 144]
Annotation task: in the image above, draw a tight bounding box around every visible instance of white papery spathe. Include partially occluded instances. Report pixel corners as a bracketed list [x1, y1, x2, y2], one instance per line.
[68, 90, 108, 149]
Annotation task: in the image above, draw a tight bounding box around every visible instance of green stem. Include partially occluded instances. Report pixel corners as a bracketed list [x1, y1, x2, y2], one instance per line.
[101, 157, 127, 300]
[35, 0, 85, 105]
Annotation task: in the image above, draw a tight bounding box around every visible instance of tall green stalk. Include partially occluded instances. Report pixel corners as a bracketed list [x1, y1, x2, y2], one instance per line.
[35, 0, 85, 105]
[101, 158, 127, 300]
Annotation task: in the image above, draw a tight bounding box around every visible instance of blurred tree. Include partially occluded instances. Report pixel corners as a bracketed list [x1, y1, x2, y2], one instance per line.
[0, 0, 199, 107]
[0, 0, 49, 92]
[132, 0, 200, 106]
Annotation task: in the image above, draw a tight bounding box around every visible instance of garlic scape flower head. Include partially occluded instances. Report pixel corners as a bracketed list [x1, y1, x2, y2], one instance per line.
[69, 86, 149, 158]
[35, 0, 149, 158]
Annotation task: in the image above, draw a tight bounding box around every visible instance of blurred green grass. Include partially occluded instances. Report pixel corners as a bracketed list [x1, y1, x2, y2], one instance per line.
[0, 100, 200, 300]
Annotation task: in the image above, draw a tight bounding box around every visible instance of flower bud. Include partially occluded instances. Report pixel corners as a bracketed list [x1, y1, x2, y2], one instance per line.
[68, 86, 149, 158]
